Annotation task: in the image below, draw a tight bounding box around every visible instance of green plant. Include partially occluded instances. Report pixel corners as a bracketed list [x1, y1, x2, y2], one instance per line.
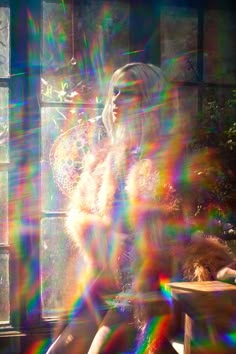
[188, 89, 236, 238]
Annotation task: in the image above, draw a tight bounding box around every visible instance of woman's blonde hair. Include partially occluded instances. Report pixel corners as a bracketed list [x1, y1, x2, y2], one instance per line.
[102, 62, 180, 149]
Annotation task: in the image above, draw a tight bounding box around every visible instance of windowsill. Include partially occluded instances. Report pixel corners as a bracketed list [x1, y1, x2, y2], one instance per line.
[0, 330, 26, 338]
[0, 319, 56, 337]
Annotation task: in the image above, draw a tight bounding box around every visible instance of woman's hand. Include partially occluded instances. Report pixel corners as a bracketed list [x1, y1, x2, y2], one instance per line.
[216, 262, 236, 283]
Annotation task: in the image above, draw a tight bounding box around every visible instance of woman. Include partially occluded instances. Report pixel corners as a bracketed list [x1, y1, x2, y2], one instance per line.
[46, 63, 236, 354]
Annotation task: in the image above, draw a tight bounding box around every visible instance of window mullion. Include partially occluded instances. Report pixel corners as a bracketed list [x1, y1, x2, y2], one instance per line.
[9, 0, 42, 330]
[23, 0, 42, 326]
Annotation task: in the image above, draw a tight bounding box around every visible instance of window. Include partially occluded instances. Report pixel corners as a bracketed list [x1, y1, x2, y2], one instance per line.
[40, 0, 130, 319]
[0, 1, 235, 352]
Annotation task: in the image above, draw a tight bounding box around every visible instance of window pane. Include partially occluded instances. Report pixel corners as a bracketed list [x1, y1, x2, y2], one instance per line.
[204, 9, 236, 84]
[161, 6, 198, 82]
[41, 106, 105, 212]
[0, 5, 10, 78]
[0, 172, 8, 244]
[40, 217, 70, 318]
[41, 0, 130, 104]
[0, 86, 9, 162]
[0, 252, 10, 323]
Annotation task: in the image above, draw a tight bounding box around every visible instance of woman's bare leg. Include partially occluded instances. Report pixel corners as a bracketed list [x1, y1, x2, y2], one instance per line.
[88, 309, 136, 354]
[46, 315, 99, 354]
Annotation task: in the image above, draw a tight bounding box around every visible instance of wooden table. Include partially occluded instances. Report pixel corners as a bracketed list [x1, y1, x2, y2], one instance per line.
[169, 281, 236, 354]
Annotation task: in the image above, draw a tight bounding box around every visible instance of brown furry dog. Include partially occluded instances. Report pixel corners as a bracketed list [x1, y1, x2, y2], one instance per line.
[182, 235, 235, 281]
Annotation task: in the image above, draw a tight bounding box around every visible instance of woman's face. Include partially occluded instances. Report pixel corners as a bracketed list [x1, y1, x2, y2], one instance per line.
[111, 70, 143, 150]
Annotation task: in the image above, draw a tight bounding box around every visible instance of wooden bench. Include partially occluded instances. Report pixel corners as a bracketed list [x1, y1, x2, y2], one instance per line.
[169, 281, 236, 354]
